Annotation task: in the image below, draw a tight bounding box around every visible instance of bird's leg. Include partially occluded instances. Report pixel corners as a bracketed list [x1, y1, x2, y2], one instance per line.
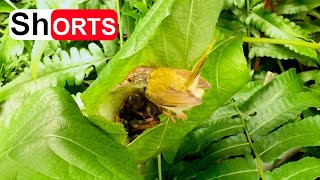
[162, 109, 177, 123]
[176, 112, 187, 120]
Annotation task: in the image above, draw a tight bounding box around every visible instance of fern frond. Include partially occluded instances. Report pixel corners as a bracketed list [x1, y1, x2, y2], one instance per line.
[240, 69, 303, 115]
[277, 0, 320, 15]
[253, 116, 320, 162]
[265, 157, 320, 179]
[232, 81, 263, 104]
[209, 103, 238, 119]
[246, 4, 317, 58]
[0, 28, 24, 64]
[176, 117, 243, 161]
[0, 43, 107, 103]
[195, 156, 258, 179]
[299, 70, 320, 83]
[248, 92, 320, 140]
[225, 0, 245, 9]
[202, 133, 251, 162]
[249, 43, 319, 67]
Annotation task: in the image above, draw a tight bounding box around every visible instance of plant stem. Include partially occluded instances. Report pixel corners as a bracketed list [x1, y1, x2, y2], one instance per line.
[235, 105, 265, 180]
[158, 154, 162, 180]
[246, 0, 251, 70]
[243, 37, 320, 49]
[0, 29, 4, 35]
[116, 0, 124, 48]
[276, 60, 285, 72]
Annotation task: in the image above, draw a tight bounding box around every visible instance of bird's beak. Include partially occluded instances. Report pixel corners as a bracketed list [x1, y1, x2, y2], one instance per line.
[111, 80, 129, 92]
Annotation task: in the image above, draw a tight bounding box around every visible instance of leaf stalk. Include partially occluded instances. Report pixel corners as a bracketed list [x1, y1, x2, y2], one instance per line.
[235, 105, 265, 180]
[158, 153, 162, 180]
[243, 37, 320, 49]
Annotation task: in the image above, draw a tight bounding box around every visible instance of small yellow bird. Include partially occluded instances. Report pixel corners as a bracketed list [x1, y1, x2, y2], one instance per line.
[113, 41, 214, 120]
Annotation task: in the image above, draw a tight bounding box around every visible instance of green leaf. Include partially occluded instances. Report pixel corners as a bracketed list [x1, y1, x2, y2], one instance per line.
[134, 2, 149, 17]
[88, 115, 128, 144]
[0, 88, 141, 179]
[265, 157, 320, 180]
[31, 40, 49, 79]
[188, 37, 251, 120]
[121, 1, 136, 36]
[240, 69, 303, 115]
[249, 43, 319, 67]
[225, 0, 245, 9]
[176, 117, 243, 160]
[254, 115, 320, 162]
[211, 103, 238, 120]
[147, 0, 225, 69]
[202, 133, 251, 162]
[195, 157, 258, 180]
[248, 92, 320, 140]
[216, 11, 247, 38]
[0, 97, 26, 133]
[112, 0, 175, 61]
[100, 39, 119, 58]
[0, 28, 24, 64]
[277, 0, 320, 15]
[299, 70, 320, 83]
[0, 43, 106, 103]
[246, 4, 317, 59]
[232, 81, 263, 104]
[128, 117, 198, 163]
[2, 0, 17, 10]
[0, 2, 14, 12]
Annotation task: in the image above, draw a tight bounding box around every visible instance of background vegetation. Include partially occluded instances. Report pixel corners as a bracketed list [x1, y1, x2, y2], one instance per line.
[0, 0, 320, 179]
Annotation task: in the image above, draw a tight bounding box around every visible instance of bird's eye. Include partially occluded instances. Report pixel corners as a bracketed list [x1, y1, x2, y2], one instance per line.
[127, 78, 133, 82]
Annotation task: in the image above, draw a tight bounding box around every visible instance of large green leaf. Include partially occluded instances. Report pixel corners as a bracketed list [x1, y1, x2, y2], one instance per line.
[265, 157, 320, 180]
[195, 156, 258, 179]
[0, 88, 141, 179]
[147, 0, 224, 68]
[254, 115, 320, 162]
[112, 0, 175, 61]
[248, 92, 320, 140]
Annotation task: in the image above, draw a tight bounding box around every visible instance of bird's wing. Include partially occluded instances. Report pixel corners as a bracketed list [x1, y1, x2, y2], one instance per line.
[152, 88, 202, 107]
[176, 70, 211, 89]
[198, 77, 211, 89]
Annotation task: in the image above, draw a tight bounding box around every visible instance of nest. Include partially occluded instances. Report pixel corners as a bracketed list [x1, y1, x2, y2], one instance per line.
[118, 91, 162, 141]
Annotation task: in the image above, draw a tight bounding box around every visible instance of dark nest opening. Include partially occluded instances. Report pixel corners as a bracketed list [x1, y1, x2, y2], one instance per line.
[118, 91, 162, 141]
